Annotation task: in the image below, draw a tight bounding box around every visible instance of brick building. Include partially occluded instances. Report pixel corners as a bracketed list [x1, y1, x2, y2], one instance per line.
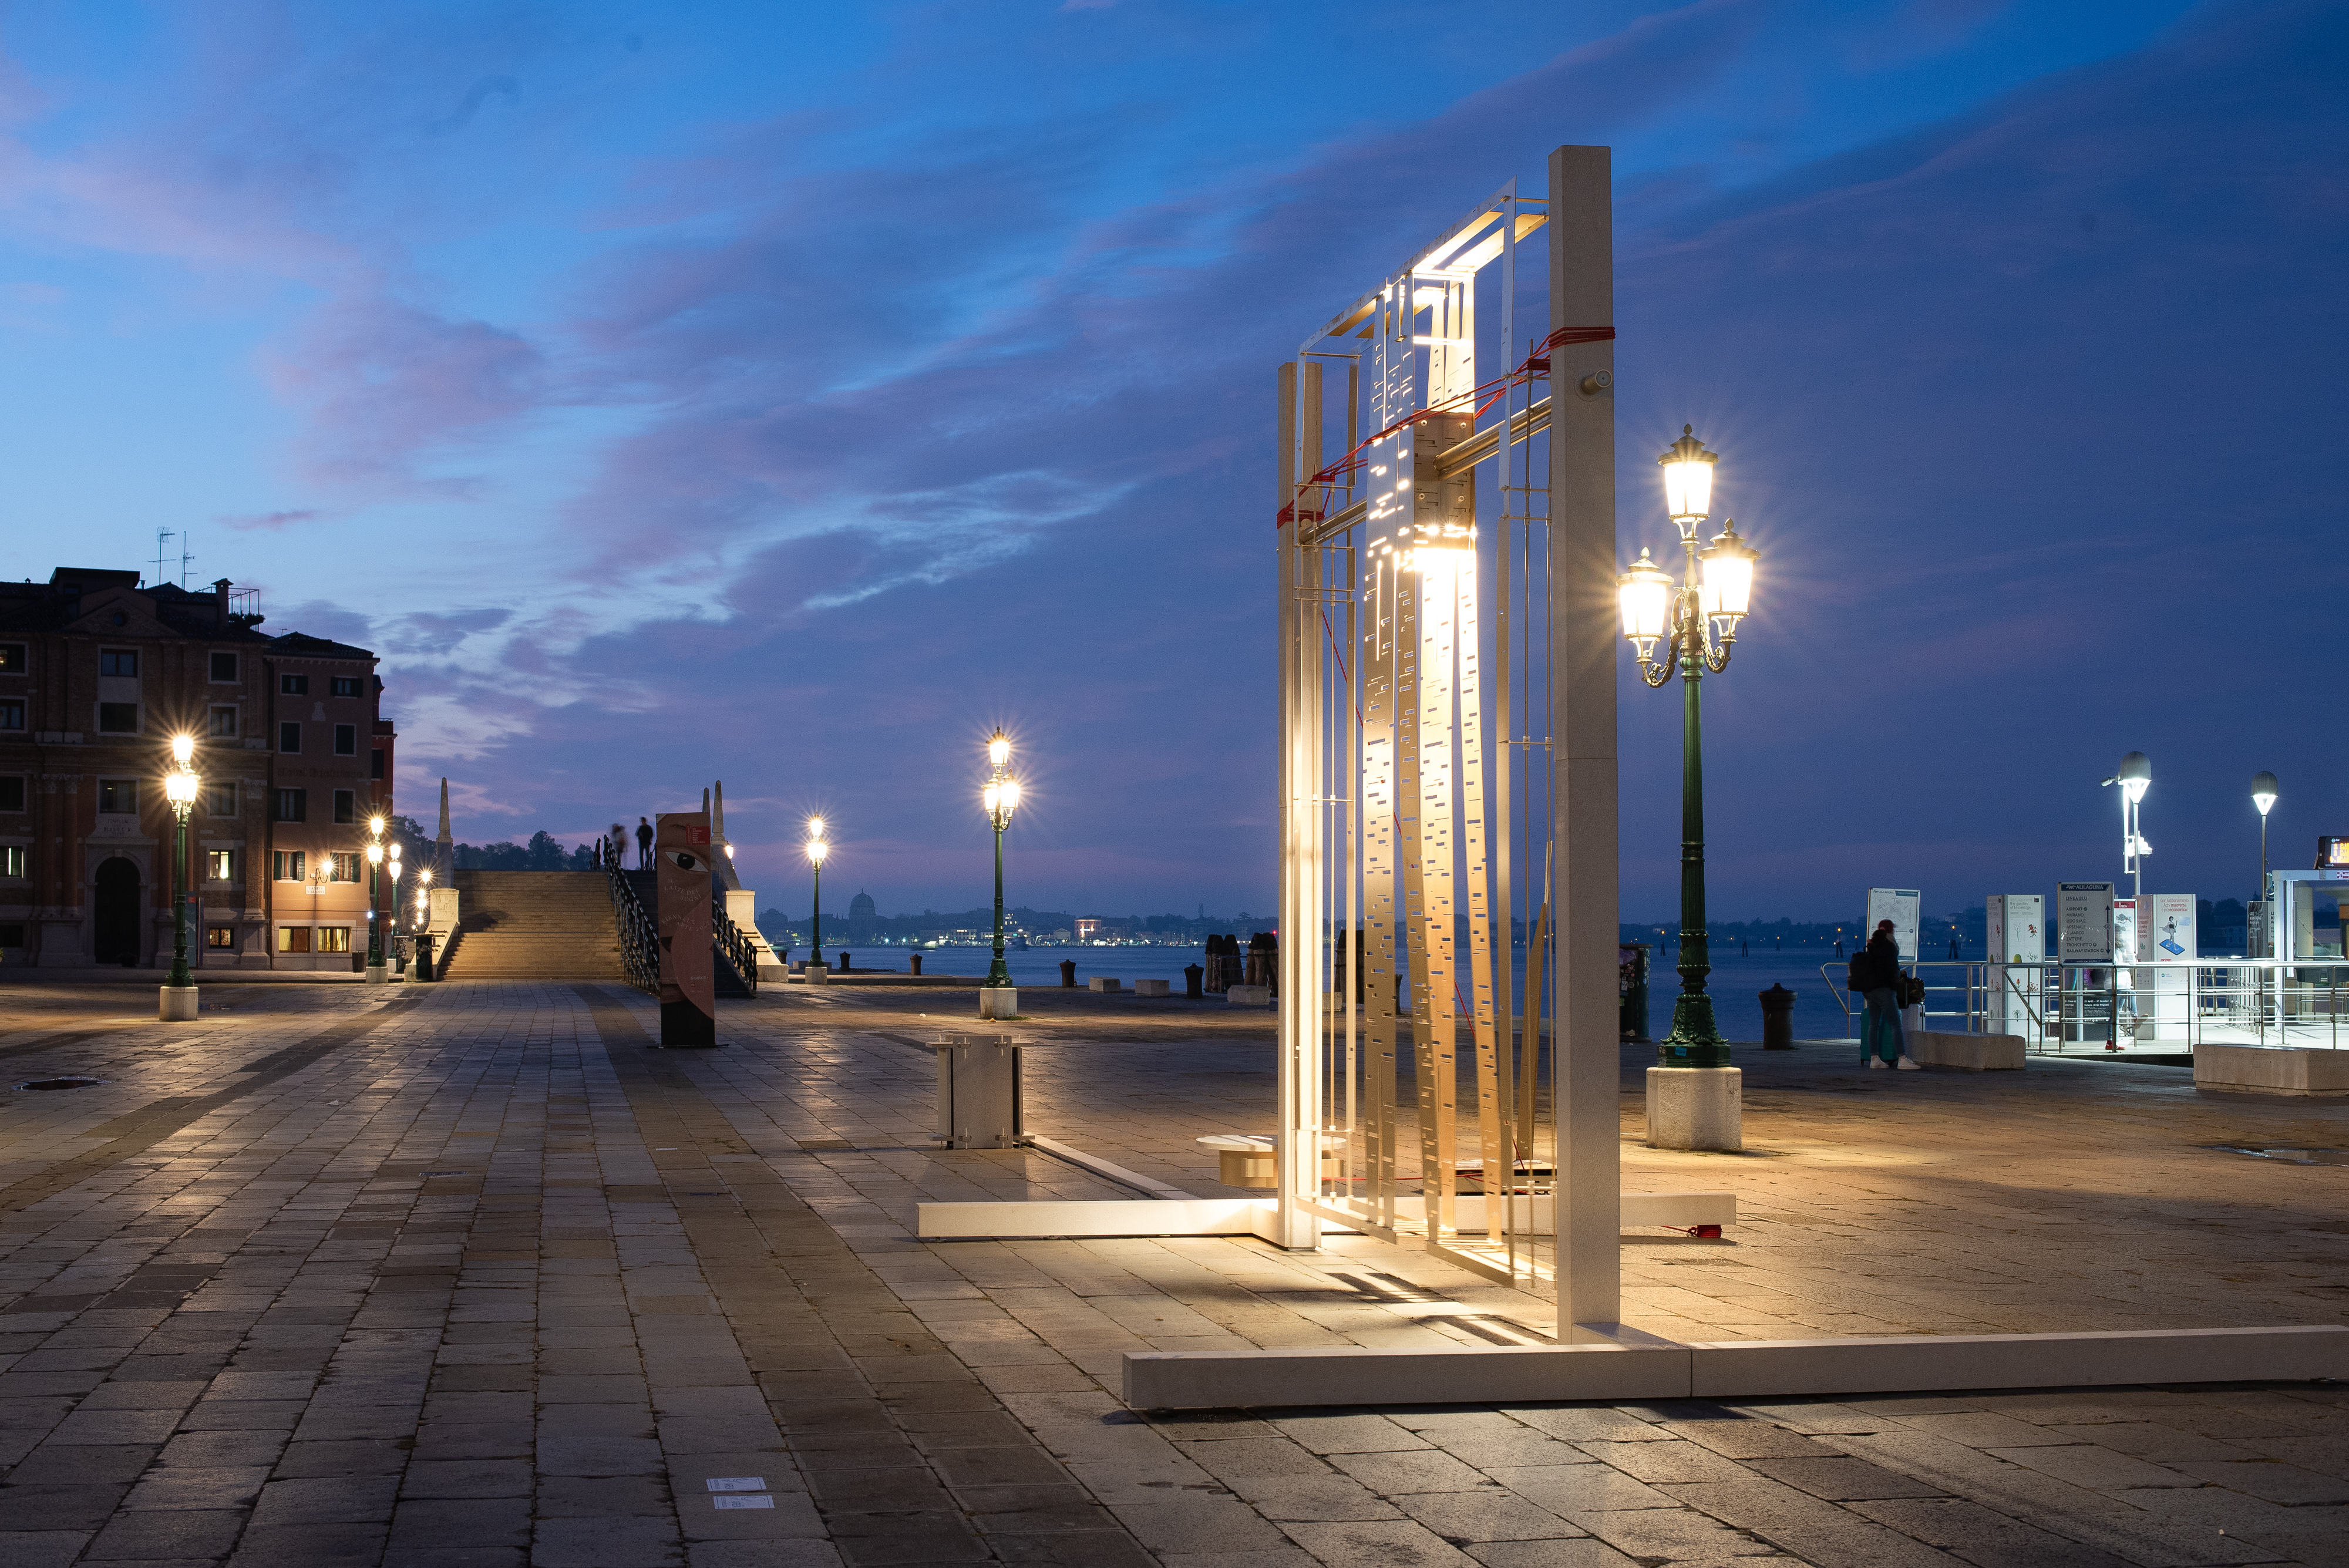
[0, 567, 396, 970]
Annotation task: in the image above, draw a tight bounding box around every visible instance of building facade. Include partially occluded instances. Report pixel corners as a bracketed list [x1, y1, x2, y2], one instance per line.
[0, 567, 396, 970]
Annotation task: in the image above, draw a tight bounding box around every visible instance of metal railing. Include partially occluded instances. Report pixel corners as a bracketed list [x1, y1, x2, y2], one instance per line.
[606, 862, 659, 995]
[715, 897, 759, 996]
[1819, 957, 2348, 1051]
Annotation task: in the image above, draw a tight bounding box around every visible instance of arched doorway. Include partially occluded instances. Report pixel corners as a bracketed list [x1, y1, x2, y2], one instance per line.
[95, 857, 141, 967]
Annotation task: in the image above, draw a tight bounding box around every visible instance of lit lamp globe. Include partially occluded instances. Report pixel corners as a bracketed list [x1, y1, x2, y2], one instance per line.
[160, 736, 202, 1019]
[2252, 771, 2279, 818]
[1698, 521, 1758, 632]
[2116, 751, 2151, 804]
[1657, 425, 1718, 535]
[1614, 550, 1674, 662]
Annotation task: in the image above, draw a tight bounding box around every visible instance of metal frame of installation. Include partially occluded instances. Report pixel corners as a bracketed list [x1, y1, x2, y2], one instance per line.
[914, 144, 2349, 1408]
[1274, 175, 1587, 1303]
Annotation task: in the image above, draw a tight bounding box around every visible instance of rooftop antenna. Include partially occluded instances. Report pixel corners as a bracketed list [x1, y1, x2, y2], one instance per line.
[149, 527, 194, 590]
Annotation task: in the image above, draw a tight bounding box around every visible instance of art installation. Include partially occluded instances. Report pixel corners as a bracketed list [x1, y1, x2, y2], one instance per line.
[655, 811, 716, 1046]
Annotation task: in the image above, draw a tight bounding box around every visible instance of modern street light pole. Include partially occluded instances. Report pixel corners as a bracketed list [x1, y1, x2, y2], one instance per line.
[2100, 753, 2152, 900]
[2252, 770, 2279, 898]
[981, 729, 1020, 990]
[162, 735, 200, 1005]
[1617, 428, 1758, 1071]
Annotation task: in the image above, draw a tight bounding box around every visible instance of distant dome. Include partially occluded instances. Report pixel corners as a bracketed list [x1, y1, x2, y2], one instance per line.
[850, 891, 877, 916]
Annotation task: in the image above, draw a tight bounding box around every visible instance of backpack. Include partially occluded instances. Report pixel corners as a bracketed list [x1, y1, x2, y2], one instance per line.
[1846, 954, 1868, 992]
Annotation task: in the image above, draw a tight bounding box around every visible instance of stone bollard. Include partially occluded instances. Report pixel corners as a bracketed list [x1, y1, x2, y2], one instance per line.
[1759, 984, 1797, 1049]
[1059, 960, 1077, 988]
[909, 953, 923, 975]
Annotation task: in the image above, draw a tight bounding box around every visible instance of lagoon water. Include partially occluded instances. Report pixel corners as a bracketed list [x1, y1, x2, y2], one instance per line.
[789, 941, 1864, 1045]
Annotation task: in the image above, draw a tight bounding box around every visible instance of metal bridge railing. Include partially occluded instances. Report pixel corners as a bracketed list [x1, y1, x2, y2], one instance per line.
[714, 898, 759, 997]
[606, 862, 659, 995]
[1818, 957, 2347, 1051]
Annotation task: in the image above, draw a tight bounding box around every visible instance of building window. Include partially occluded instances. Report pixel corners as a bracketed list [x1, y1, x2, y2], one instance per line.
[331, 852, 363, 882]
[0, 643, 24, 674]
[208, 705, 238, 736]
[371, 748, 385, 781]
[0, 921, 23, 946]
[331, 677, 361, 698]
[280, 673, 308, 695]
[99, 779, 137, 814]
[210, 651, 239, 682]
[334, 789, 355, 824]
[278, 722, 301, 753]
[99, 649, 138, 677]
[0, 701, 21, 732]
[98, 703, 139, 733]
[273, 850, 307, 882]
[0, 778, 22, 812]
[315, 926, 351, 954]
[274, 788, 306, 823]
[0, 847, 22, 878]
[278, 926, 312, 953]
[204, 780, 235, 816]
[333, 724, 356, 756]
[207, 926, 234, 949]
[206, 850, 234, 880]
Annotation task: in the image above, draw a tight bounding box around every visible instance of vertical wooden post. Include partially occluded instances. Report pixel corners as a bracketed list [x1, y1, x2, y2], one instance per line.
[1547, 145, 1623, 1339]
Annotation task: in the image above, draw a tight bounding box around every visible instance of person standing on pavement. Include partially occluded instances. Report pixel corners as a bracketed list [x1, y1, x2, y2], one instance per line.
[635, 817, 654, 869]
[1863, 919, 1921, 1070]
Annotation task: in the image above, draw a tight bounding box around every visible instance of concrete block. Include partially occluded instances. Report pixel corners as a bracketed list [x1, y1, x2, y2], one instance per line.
[1685, 1325, 2349, 1399]
[1088, 976, 1122, 993]
[978, 986, 1017, 1019]
[1908, 1031, 2025, 1070]
[1226, 984, 1273, 1007]
[1133, 978, 1171, 997]
[1646, 1066, 1742, 1151]
[2195, 1042, 2349, 1097]
[365, 964, 389, 985]
[157, 985, 199, 1022]
[802, 962, 829, 986]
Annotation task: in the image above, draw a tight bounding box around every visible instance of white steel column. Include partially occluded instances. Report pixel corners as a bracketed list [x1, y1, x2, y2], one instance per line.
[1547, 144, 1623, 1340]
[1274, 360, 1324, 1250]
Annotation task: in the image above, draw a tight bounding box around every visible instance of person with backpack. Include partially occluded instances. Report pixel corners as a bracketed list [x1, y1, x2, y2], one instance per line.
[1854, 919, 1921, 1070]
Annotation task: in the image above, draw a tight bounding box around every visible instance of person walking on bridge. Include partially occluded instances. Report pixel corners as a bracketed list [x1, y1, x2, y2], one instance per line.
[635, 817, 654, 869]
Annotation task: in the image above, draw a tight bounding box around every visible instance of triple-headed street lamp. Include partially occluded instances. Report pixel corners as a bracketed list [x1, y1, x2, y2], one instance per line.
[981, 729, 1020, 990]
[1617, 426, 1759, 1069]
[805, 817, 828, 966]
[365, 813, 388, 975]
[162, 735, 200, 1004]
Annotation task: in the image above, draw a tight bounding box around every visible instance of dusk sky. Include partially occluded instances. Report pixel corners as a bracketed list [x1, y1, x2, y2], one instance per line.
[0, 1, 2338, 924]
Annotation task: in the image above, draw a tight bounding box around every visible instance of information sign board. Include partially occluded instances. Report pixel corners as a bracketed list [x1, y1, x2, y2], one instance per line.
[1866, 888, 1920, 964]
[2057, 883, 2114, 963]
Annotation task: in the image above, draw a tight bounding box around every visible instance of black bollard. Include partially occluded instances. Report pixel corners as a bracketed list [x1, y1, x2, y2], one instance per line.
[1059, 959, 1077, 988]
[837, 950, 849, 974]
[1759, 983, 1797, 1049]
[908, 952, 923, 976]
[1184, 963, 1204, 998]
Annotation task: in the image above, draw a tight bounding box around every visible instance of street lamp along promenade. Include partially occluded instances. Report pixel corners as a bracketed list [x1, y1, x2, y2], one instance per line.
[1617, 426, 1759, 1071]
[2252, 770, 2279, 900]
[981, 729, 1020, 995]
[2099, 752, 2151, 899]
[805, 818, 828, 973]
[160, 735, 201, 1020]
[365, 813, 388, 979]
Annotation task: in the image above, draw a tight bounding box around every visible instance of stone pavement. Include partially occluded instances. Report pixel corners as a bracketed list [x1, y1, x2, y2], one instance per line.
[0, 977, 2339, 1567]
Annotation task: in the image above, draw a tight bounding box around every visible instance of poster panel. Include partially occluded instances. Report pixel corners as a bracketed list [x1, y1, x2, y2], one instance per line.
[2057, 883, 2114, 964]
[2141, 892, 2196, 1040]
[1987, 894, 2044, 1037]
[657, 812, 716, 1047]
[1866, 888, 1920, 964]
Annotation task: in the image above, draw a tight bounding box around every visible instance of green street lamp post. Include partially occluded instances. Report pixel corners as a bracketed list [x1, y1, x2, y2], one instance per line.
[163, 734, 200, 992]
[982, 729, 1020, 989]
[1617, 426, 1759, 1069]
[365, 813, 387, 973]
[805, 818, 828, 967]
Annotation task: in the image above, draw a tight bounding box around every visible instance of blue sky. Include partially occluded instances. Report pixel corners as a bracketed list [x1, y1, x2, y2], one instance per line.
[0, 0, 2337, 922]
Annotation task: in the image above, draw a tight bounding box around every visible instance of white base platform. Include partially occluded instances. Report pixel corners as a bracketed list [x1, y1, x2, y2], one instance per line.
[1124, 1324, 2349, 1409]
[157, 985, 198, 1021]
[978, 986, 1017, 1019]
[913, 1191, 1734, 1241]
